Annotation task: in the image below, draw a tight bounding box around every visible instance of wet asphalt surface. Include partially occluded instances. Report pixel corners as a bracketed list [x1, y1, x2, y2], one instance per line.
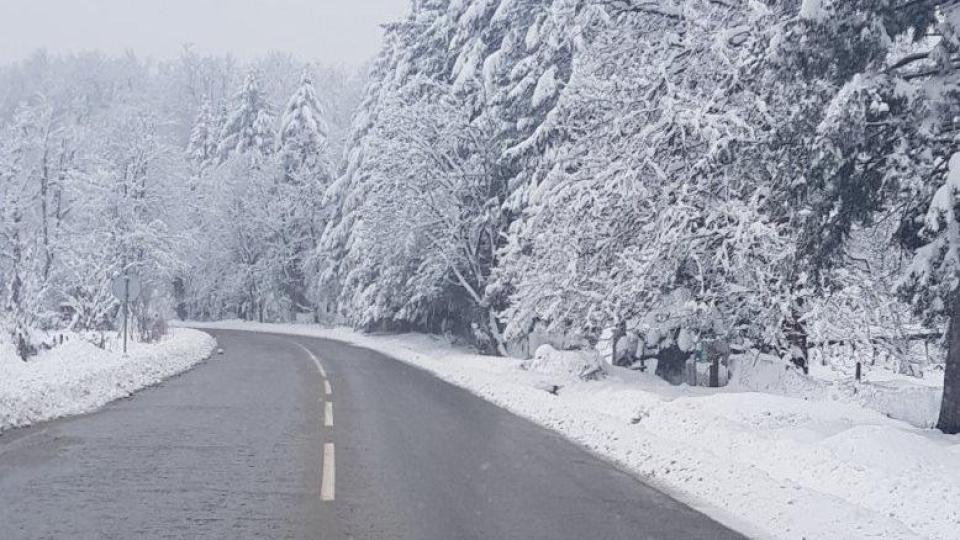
[0, 329, 745, 540]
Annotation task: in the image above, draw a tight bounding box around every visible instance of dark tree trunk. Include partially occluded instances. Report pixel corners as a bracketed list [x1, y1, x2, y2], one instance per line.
[707, 340, 730, 388]
[40, 145, 53, 281]
[938, 297, 960, 434]
[656, 344, 690, 385]
[172, 277, 188, 320]
[784, 310, 809, 374]
[611, 320, 626, 366]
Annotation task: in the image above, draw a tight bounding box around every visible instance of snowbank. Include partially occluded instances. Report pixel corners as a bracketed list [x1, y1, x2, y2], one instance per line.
[732, 352, 943, 428]
[0, 328, 216, 433]
[181, 321, 960, 540]
[522, 344, 605, 381]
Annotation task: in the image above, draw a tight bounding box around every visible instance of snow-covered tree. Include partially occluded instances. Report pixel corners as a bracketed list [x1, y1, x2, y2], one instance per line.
[761, 0, 960, 430]
[0, 107, 45, 357]
[275, 72, 333, 318]
[883, 4, 960, 434]
[494, 0, 800, 375]
[338, 80, 507, 351]
[0, 47, 364, 353]
[218, 71, 275, 163]
[186, 97, 218, 176]
[317, 25, 406, 319]
[278, 72, 329, 176]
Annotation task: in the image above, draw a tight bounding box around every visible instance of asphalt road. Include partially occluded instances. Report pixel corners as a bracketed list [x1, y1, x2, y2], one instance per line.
[0, 329, 746, 540]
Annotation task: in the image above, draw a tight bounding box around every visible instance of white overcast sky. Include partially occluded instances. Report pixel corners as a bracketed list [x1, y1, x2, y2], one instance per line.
[0, 0, 410, 66]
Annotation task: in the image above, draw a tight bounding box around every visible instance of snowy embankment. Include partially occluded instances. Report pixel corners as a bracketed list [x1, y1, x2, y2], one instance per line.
[0, 328, 216, 433]
[184, 321, 959, 540]
[734, 353, 944, 429]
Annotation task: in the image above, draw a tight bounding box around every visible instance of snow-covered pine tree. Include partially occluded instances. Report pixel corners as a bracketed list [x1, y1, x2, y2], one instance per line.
[730, 0, 937, 372]
[325, 0, 597, 351]
[885, 4, 960, 434]
[276, 71, 333, 318]
[758, 0, 960, 430]
[278, 71, 330, 181]
[186, 97, 217, 176]
[316, 22, 405, 321]
[251, 110, 276, 163]
[447, 0, 599, 352]
[326, 0, 534, 352]
[319, 2, 461, 332]
[217, 71, 275, 163]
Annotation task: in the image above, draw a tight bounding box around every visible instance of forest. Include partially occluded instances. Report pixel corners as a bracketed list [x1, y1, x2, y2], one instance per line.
[5, 0, 960, 433]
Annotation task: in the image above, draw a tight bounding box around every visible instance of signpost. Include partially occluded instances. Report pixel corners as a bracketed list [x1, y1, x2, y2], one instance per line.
[111, 270, 142, 355]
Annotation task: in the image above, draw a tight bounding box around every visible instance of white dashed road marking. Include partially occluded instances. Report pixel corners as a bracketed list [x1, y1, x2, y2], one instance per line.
[321, 443, 335, 501]
[295, 340, 336, 502]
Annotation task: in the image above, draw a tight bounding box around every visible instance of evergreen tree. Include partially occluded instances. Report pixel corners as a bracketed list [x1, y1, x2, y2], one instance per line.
[186, 97, 217, 175]
[887, 5, 960, 433]
[278, 71, 330, 181]
[218, 71, 275, 163]
[316, 23, 405, 319]
[275, 71, 333, 318]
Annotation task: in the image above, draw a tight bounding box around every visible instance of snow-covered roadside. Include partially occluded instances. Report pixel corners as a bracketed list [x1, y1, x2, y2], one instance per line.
[183, 321, 960, 540]
[733, 352, 944, 429]
[0, 328, 216, 433]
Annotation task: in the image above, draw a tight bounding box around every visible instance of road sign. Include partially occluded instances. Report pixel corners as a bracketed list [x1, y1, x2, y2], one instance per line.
[111, 271, 142, 356]
[111, 272, 142, 302]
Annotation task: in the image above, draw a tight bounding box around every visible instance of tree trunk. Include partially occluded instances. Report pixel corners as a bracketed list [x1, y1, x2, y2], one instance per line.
[937, 297, 960, 434]
[784, 310, 809, 374]
[611, 320, 626, 366]
[487, 307, 508, 357]
[40, 145, 53, 281]
[172, 277, 188, 321]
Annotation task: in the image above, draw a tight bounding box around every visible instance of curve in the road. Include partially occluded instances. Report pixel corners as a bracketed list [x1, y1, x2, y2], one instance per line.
[0, 329, 746, 540]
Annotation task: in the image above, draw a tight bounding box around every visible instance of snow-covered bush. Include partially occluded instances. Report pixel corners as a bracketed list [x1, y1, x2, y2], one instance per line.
[522, 344, 605, 381]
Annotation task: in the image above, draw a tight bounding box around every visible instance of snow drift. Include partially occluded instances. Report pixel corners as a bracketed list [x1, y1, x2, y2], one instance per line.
[522, 344, 605, 381]
[731, 352, 943, 428]
[0, 328, 216, 433]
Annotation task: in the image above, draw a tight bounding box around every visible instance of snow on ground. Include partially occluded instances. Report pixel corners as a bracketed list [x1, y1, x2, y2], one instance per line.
[0, 328, 216, 433]
[182, 320, 960, 540]
[734, 352, 943, 429]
